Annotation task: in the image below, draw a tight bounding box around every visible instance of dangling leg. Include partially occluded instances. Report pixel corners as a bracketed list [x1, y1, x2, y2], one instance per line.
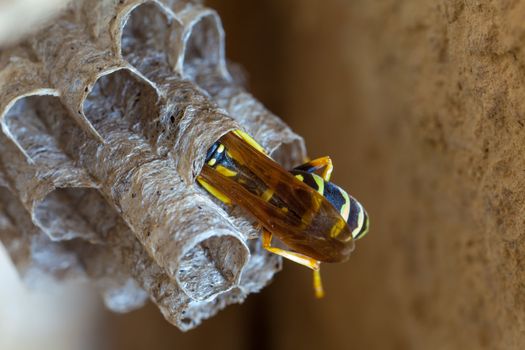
[262, 230, 324, 297]
[262, 230, 319, 269]
[293, 156, 333, 181]
[313, 269, 325, 299]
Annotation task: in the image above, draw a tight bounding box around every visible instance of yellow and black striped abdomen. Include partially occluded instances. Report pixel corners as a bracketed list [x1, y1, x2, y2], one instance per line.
[291, 170, 369, 241]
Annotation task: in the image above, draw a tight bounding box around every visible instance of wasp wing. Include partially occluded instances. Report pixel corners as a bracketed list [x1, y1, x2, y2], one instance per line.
[202, 132, 354, 262]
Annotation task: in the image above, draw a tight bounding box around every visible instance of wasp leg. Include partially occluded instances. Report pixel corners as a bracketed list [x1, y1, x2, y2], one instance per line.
[293, 156, 333, 181]
[262, 230, 320, 270]
[262, 230, 325, 298]
[313, 269, 325, 299]
[196, 176, 232, 205]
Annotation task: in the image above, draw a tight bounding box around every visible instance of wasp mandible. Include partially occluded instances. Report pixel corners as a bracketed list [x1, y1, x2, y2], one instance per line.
[197, 130, 369, 298]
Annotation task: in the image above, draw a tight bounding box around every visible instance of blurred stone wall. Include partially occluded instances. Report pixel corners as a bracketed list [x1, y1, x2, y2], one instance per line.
[194, 1, 525, 349]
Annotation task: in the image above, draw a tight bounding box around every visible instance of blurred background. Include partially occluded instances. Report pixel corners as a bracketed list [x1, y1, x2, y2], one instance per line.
[3, 0, 525, 349]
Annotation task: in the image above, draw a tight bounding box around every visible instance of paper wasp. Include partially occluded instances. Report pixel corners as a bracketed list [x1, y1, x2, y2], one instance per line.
[197, 130, 369, 297]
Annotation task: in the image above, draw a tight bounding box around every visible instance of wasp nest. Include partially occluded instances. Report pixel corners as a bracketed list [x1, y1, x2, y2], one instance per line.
[0, 0, 306, 330]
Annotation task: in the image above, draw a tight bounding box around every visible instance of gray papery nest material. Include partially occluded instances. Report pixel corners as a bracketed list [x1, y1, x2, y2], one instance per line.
[0, 0, 306, 331]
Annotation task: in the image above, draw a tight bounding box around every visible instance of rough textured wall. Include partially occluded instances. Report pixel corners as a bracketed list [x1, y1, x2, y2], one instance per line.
[183, 1, 525, 349]
[264, 1, 525, 349]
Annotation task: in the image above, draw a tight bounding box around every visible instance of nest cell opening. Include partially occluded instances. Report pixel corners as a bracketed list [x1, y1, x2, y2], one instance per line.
[33, 187, 105, 242]
[0, 187, 82, 281]
[1, 95, 105, 242]
[177, 234, 248, 301]
[121, 2, 180, 78]
[83, 69, 159, 140]
[3, 96, 60, 163]
[1, 95, 91, 167]
[182, 14, 223, 78]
